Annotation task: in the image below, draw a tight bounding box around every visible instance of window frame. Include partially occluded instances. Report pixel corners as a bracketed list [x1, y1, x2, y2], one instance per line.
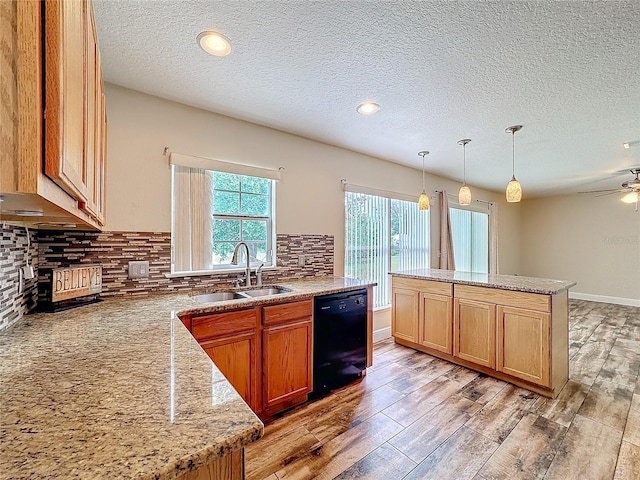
[169, 165, 277, 276]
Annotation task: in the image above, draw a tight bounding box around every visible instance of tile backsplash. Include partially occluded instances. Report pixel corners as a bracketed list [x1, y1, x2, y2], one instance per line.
[0, 225, 38, 330]
[37, 231, 334, 298]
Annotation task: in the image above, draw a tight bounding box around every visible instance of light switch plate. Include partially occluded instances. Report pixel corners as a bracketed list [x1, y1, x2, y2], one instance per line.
[128, 260, 149, 279]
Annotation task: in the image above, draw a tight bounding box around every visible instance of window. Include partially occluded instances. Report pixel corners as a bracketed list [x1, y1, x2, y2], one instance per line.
[171, 164, 276, 274]
[345, 191, 430, 308]
[449, 207, 488, 274]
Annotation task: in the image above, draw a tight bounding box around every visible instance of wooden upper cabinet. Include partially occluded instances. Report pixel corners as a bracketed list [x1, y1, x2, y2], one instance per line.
[391, 287, 419, 343]
[497, 305, 551, 386]
[40, 0, 106, 226]
[419, 292, 453, 354]
[44, 0, 89, 201]
[453, 298, 496, 369]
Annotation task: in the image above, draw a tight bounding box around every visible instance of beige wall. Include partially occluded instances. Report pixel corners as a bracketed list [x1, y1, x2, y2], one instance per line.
[104, 84, 523, 329]
[520, 193, 640, 302]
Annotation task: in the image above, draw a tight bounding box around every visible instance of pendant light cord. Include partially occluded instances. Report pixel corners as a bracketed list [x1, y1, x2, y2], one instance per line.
[463, 143, 467, 184]
[422, 154, 425, 190]
[511, 130, 516, 179]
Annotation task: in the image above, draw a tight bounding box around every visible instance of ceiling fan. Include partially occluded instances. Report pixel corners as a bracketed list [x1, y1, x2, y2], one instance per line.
[578, 168, 640, 211]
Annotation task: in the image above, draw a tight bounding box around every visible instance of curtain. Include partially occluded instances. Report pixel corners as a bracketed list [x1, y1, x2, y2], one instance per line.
[489, 202, 499, 274]
[439, 190, 455, 270]
[172, 166, 213, 272]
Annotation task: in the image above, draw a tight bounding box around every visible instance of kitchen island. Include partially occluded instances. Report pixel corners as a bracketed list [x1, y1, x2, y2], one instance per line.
[390, 269, 576, 398]
[0, 276, 373, 480]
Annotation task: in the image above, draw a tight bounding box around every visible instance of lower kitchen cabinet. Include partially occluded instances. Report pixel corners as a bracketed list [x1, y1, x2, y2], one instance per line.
[262, 319, 312, 409]
[183, 299, 314, 418]
[390, 275, 569, 398]
[391, 286, 419, 343]
[190, 309, 261, 412]
[497, 305, 550, 386]
[419, 292, 453, 354]
[200, 332, 259, 409]
[453, 298, 496, 369]
[262, 300, 313, 413]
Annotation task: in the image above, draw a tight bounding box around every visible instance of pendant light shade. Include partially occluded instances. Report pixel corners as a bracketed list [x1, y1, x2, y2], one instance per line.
[418, 151, 430, 210]
[457, 139, 472, 205]
[506, 177, 522, 203]
[458, 185, 472, 205]
[505, 125, 523, 203]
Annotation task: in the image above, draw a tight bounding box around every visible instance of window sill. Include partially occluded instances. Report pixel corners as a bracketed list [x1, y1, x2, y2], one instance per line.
[164, 266, 278, 279]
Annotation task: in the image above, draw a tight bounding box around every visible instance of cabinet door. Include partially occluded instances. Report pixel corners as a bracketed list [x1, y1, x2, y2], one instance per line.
[454, 298, 496, 369]
[391, 287, 419, 343]
[44, 0, 90, 201]
[262, 319, 312, 409]
[78, 0, 105, 225]
[419, 293, 453, 354]
[200, 332, 259, 411]
[497, 306, 550, 386]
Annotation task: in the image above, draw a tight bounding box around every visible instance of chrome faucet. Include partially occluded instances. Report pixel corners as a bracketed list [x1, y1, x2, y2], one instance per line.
[256, 263, 264, 287]
[231, 242, 252, 287]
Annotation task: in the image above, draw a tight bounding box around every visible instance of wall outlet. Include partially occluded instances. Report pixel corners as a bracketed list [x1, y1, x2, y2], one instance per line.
[128, 260, 149, 279]
[298, 255, 305, 267]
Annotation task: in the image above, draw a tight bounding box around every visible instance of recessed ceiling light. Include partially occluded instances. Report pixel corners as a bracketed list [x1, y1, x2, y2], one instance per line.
[623, 143, 630, 149]
[356, 102, 380, 115]
[197, 31, 232, 57]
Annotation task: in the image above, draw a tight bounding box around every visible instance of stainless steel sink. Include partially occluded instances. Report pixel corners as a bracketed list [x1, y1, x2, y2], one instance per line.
[195, 291, 246, 303]
[239, 286, 291, 297]
[194, 286, 291, 303]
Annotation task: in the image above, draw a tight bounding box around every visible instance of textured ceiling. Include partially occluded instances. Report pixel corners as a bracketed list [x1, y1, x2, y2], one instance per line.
[93, 0, 640, 197]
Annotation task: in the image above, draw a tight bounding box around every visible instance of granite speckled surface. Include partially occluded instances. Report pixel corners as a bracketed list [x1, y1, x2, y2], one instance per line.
[0, 276, 374, 479]
[390, 269, 576, 295]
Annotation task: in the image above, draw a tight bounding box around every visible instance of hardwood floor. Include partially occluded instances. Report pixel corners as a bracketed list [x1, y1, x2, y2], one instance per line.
[245, 300, 640, 479]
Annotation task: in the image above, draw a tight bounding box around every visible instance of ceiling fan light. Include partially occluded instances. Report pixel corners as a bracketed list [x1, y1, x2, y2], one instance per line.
[459, 184, 472, 205]
[621, 191, 639, 204]
[506, 177, 522, 203]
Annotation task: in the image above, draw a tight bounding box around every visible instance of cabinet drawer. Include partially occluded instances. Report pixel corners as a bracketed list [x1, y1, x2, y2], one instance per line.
[393, 277, 452, 296]
[454, 284, 550, 312]
[191, 308, 259, 341]
[263, 299, 312, 326]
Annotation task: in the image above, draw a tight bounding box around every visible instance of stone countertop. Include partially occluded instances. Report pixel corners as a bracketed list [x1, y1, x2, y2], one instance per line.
[0, 276, 374, 480]
[389, 269, 576, 295]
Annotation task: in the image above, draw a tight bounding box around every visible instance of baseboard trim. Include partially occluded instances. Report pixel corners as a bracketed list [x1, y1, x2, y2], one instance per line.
[569, 291, 640, 307]
[373, 326, 392, 343]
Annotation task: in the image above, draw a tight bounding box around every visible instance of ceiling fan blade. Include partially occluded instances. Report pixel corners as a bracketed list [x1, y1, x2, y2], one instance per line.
[595, 190, 626, 197]
[577, 188, 622, 194]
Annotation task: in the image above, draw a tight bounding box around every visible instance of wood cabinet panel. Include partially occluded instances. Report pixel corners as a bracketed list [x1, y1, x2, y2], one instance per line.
[191, 309, 260, 342]
[201, 332, 258, 409]
[262, 319, 312, 409]
[44, 0, 89, 201]
[391, 287, 419, 343]
[393, 277, 453, 296]
[497, 306, 550, 386]
[177, 448, 243, 480]
[262, 299, 312, 326]
[453, 298, 496, 369]
[418, 292, 453, 354]
[455, 284, 550, 312]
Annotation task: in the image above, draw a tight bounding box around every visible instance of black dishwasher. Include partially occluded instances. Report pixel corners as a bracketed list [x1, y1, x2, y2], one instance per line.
[312, 288, 367, 397]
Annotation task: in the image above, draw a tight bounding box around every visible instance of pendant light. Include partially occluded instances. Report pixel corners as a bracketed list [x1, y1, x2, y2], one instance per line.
[458, 139, 472, 205]
[418, 151, 430, 210]
[505, 125, 523, 202]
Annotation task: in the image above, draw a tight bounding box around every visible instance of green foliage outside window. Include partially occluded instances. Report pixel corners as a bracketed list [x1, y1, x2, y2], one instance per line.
[212, 172, 272, 264]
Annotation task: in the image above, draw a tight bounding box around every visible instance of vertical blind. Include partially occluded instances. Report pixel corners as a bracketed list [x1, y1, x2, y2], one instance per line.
[345, 192, 430, 308]
[449, 207, 489, 274]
